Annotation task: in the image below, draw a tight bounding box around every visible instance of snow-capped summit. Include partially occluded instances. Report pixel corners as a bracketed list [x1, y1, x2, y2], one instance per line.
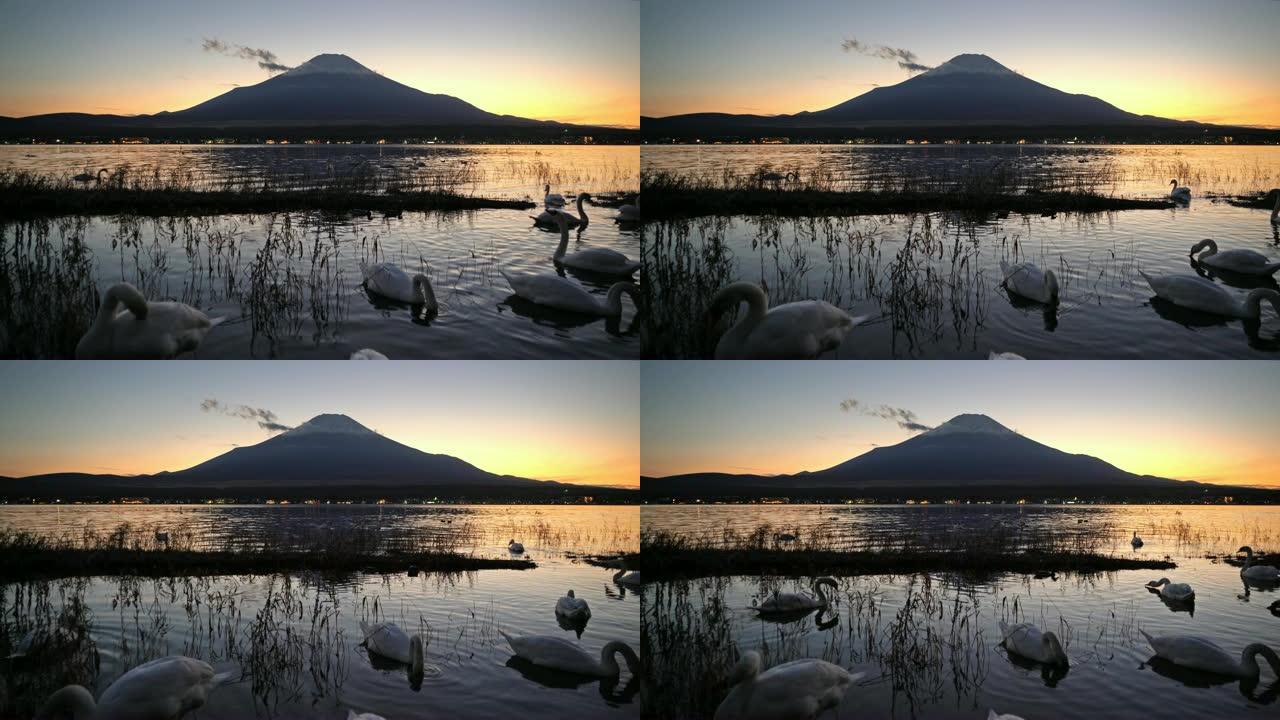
[284, 53, 378, 77]
[920, 53, 1017, 78]
[922, 413, 1016, 438]
[284, 413, 376, 438]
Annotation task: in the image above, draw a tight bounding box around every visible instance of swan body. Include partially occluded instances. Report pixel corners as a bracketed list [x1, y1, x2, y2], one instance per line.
[709, 282, 867, 360]
[532, 193, 590, 228]
[508, 539, 525, 554]
[76, 283, 224, 359]
[999, 621, 1068, 667]
[713, 651, 863, 720]
[1239, 546, 1280, 582]
[361, 262, 438, 311]
[359, 621, 424, 677]
[38, 656, 234, 720]
[350, 348, 389, 360]
[1132, 532, 1144, 548]
[1140, 270, 1280, 319]
[988, 351, 1026, 360]
[1147, 577, 1195, 601]
[555, 590, 591, 621]
[1169, 179, 1191, 200]
[550, 212, 639, 276]
[756, 578, 837, 614]
[1000, 260, 1060, 305]
[501, 632, 639, 677]
[1142, 630, 1280, 679]
[502, 269, 638, 317]
[617, 197, 639, 222]
[1189, 239, 1280, 276]
[543, 183, 566, 208]
[72, 168, 107, 184]
[613, 569, 641, 587]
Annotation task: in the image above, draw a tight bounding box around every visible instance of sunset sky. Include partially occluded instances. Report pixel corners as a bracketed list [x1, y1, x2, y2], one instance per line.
[642, 362, 1280, 488]
[0, 0, 639, 127]
[642, 0, 1280, 127]
[0, 362, 639, 488]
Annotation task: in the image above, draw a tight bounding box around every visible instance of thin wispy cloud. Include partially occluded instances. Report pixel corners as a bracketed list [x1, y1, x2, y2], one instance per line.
[200, 399, 293, 433]
[840, 38, 933, 74]
[839, 399, 933, 433]
[202, 38, 292, 74]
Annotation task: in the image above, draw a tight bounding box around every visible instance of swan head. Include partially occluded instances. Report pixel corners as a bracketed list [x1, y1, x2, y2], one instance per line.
[567, 589, 575, 598]
[577, 192, 592, 202]
[1240, 545, 1255, 557]
[1043, 631, 1068, 666]
[727, 650, 763, 686]
[1189, 238, 1216, 257]
[1147, 577, 1170, 588]
[1170, 179, 1178, 186]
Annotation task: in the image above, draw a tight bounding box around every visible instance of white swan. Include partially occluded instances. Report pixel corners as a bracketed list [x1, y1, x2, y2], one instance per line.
[613, 569, 641, 587]
[988, 351, 1026, 360]
[1142, 630, 1280, 679]
[555, 590, 591, 621]
[38, 656, 234, 720]
[617, 197, 639, 222]
[1169, 179, 1191, 200]
[708, 282, 867, 360]
[76, 283, 224, 359]
[713, 650, 863, 720]
[532, 193, 590, 228]
[987, 711, 1026, 720]
[8, 628, 38, 659]
[1146, 577, 1195, 601]
[755, 577, 837, 614]
[1189, 239, 1280, 276]
[1239, 546, 1280, 582]
[501, 632, 640, 677]
[508, 539, 525, 554]
[360, 262, 438, 311]
[501, 269, 638, 317]
[1000, 260, 1060, 305]
[1140, 270, 1280, 319]
[1132, 531, 1144, 548]
[999, 621, 1068, 667]
[350, 348, 389, 360]
[347, 711, 387, 720]
[359, 620, 424, 677]
[543, 183, 566, 208]
[550, 211, 639, 276]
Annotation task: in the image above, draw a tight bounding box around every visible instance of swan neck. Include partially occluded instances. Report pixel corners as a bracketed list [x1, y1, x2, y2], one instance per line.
[1244, 289, 1279, 319]
[601, 641, 637, 676]
[577, 195, 588, 224]
[605, 283, 634, 316]
[413, 275, 438, 313]
[554, 223, 570, 260]
[411, 635, 424, 678]
[1243, 644, 1280, 678]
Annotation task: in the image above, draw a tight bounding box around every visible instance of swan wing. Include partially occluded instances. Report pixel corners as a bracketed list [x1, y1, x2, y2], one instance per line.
[362, 262, 414, 302]
[503, 271, 602, 314]
[727, 301, 860, 359]
[1243, 564, 1280, 580]
[102, 301, 216, 359]
[98, 656, 222, 720]
[758, 591, 819, 613]
[1002, 623, 1049, 663]
[1203, 249, 1278, 274]
[745, 660, 855, 720]
[556, 596, 591, 618]
[1140, 272, 1239, 316]
[562, 247, 639, 274]
[361, 621, 412, 663]
[1002, 262, 1052, 303]
[1144, 632, 1237, 674]
[503, 633, 599, 674]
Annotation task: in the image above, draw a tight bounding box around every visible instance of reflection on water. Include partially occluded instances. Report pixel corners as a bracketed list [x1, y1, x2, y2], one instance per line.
[642, 505, 1280, 719]
[0, 145, 640, 359]
[0, 506, 640, 719]
[642, 146, 1280, 359]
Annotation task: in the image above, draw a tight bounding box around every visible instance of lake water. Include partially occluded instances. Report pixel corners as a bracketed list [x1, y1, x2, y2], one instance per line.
[0, 145, 640, 359]
[641, 504, 1280, 719]
[0, 505, 641, 719]
[641, 145, 1280, 359]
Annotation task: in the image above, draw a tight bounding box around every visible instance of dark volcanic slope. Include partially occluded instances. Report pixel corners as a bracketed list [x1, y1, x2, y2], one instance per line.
[646, 414, 1192, 494]
[645, 54, 1191, 131]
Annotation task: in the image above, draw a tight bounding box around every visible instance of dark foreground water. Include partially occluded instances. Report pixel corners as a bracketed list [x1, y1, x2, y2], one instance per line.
[642, 145, 1280, 359]
[0, 505, 641, 719]
[642, 505, 1280, 719]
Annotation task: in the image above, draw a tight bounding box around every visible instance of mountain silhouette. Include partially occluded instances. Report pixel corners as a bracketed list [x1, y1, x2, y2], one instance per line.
[644, 413, 1198, 495]
[644, 53, 1198, 131]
